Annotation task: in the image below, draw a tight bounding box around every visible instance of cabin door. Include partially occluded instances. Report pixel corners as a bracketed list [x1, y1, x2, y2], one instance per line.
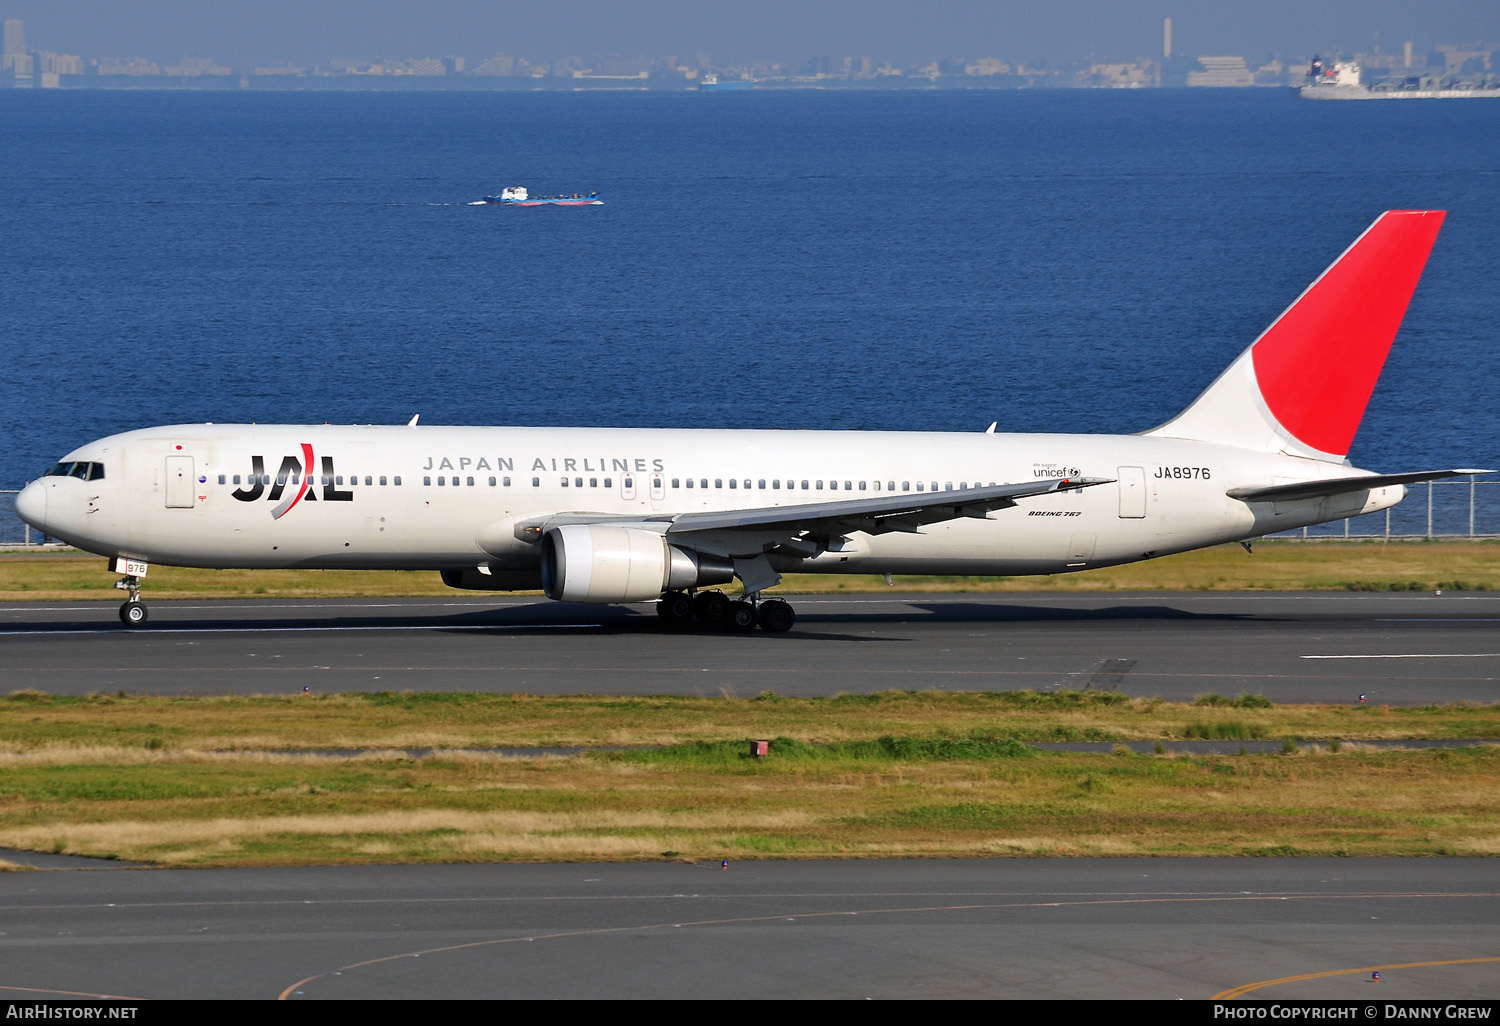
[165, 456, 195, 508]
[1117, 466, 1146, 519]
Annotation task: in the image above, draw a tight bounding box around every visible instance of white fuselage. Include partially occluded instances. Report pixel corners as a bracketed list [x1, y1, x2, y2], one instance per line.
[20, 423, 1403, 578]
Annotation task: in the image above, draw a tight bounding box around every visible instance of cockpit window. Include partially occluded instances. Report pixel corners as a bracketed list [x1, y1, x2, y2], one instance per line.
[43, 461, 104, 480]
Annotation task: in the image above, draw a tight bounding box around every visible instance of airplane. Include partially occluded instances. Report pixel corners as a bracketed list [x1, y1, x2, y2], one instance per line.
[14, 210, 1489, 632]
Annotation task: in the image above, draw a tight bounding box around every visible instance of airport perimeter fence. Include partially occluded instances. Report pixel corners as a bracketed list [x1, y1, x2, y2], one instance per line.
[3, 478, 1500, 548]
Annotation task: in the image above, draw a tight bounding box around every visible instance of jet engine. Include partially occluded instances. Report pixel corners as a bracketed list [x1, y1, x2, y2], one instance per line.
[540, 525, 734, 603]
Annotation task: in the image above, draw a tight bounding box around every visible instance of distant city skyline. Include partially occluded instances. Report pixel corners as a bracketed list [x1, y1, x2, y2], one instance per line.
[3, 1, 1497, 68]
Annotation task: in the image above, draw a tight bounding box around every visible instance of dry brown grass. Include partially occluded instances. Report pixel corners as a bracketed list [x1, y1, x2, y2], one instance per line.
[3, 691, 1498, 752]
[3, 744, 1498, 866]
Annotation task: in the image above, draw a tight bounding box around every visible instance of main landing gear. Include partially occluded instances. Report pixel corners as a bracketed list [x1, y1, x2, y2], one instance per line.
[115, 575, 148, 627]
[656, 590, 796, 633]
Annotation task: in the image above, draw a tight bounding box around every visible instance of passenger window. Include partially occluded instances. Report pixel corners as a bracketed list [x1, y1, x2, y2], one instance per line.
[590, 478, 598, 488]
[337, 476, 345, 486]
[672, 478, 680, 488]
[729, 479, 737, 489]
[602, 477, 610, 488]
[233, 475, 241, 485]
[700, 479, 708, 489]
[502, 476, 511, 487]
[816, 480, 823, 489]
[715, 479, 723, 488]
[830, 481, 838, 491]
[532, 477, 540, 487]
[844, 481, 852, 490]
[561, 477, 569, 487]
[773, 480, 780, 489]
[218, 474, 226, 485]
[394, 476, 402, 486]
[859, 481, 866, 490]
[489, 477, 496, 486]
[945, 482, 952, 491]
[575, 477, 583, 488]
[960, 481, 967, 490]
[380, 476, 387, 486]
[438, 477, 445, 486]
[467, 476, 475, 486]
[424, 476, 432, 486]
[758, 480, 766, 489]
[916, 481, 924, 491]
[686, 479, 694, 489]
[802, 480, 809, 490]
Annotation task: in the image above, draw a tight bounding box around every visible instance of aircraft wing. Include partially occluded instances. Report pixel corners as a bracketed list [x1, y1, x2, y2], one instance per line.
[1226, 469, 1492, 504]
[505, 475, 1113, 550]
[662, 476, 1114, 537]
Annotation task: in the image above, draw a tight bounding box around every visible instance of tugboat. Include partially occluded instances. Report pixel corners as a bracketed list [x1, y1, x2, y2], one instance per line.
[482, 186, 603, 206]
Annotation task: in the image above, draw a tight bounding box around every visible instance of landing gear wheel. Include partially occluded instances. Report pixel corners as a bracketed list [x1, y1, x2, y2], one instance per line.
[119, 600, 148, 627]
[657, 591, 695, 628]
[724, 600, 758, 632]
[757, 599, 795, 633]
[694, 590, 729, 625]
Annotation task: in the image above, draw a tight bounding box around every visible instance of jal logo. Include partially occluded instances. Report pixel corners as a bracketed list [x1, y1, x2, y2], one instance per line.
[229, 444, 352, 519]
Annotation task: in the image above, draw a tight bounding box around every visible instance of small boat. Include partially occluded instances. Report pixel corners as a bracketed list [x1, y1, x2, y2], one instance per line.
[481, 186, 603, 206]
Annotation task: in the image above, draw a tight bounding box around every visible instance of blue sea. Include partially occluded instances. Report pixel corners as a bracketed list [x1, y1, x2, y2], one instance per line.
[3, 88, 1499, 499]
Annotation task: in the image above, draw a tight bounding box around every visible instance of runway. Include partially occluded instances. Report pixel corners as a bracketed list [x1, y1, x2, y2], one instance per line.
[0, 855, 1496, 1000]
[4, 595, 1499, 1001]
[4, 592, 1500, 703]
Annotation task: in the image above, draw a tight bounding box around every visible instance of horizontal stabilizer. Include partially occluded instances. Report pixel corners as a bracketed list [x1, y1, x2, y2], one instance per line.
[1226, 469, 1493, 504]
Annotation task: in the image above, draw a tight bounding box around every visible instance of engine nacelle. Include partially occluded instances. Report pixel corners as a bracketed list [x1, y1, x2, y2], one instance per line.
[439, 568, 544, 592]
[540, 525, 734, 603]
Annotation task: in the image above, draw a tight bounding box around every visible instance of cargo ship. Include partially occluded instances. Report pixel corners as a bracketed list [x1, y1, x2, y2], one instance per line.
[1300, 56, 1500, 99]
[482, 186, 603, 206]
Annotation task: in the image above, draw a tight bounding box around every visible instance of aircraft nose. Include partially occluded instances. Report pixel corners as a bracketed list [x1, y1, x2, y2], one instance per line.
[14, 480, 46, 532]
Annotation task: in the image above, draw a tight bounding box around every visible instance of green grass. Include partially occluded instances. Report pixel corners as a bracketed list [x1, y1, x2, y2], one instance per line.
[0, 690, 1497, 866]
[3, 743, 1498, 866]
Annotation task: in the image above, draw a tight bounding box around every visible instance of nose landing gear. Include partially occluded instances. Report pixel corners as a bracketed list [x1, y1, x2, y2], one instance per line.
[115, 575, 148, 627]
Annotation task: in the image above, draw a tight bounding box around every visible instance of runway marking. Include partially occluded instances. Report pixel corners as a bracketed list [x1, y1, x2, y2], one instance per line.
[1214, 955, 1500, 999]
[0, 982, 147, 999]
[1301, 653, 1500, 660]
[271, 891, 1500, 999]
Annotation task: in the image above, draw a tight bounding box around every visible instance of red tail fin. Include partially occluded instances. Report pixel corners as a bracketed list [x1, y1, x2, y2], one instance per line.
[1251, 210, 1444, 458]
[1149, 210, 1445, 461]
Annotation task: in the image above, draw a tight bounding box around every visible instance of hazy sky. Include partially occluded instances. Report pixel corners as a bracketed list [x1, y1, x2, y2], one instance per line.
[5, 1, 1498, 67]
